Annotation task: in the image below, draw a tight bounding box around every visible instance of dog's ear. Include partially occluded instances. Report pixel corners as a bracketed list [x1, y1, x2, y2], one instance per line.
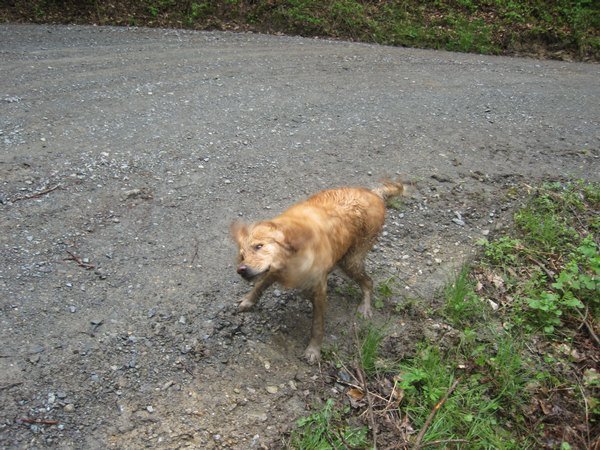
[269, 222, 307, 253]
[230, 221, 248, 245]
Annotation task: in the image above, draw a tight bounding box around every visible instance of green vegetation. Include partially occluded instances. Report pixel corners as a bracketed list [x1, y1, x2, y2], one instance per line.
[480, 180, 599, 335]
[3, 0, 599, 60]
[289, 398, 368, 449]
[375, 277, 398, 310]
[397, 339, 528, 448]
[443, 265, 485, 326]
[359, 323, 386, 376]
[290, 180, 598, 449]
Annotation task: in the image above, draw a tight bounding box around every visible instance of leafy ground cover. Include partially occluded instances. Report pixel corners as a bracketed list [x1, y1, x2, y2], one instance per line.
[289, 180, 598, 449]
[1, 0, 599, 60]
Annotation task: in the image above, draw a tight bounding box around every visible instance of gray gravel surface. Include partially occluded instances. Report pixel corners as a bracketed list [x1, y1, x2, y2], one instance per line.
[0, 24, 598, 448]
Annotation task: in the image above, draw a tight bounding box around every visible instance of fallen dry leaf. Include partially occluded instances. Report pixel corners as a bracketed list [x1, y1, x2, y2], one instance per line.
[488, 299, 499, 311]
[538, 398, 553, 415]
[347, 387, 365, 401]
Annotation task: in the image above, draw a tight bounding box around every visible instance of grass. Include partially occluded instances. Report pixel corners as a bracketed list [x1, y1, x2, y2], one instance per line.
[398, 339, 528, 448]
[289, 398, 368, 449]
[290, 180, 599, 449]
[443, 265, 487, 327]
[359, 323, 385, 376]
[3, 0, 599, 60]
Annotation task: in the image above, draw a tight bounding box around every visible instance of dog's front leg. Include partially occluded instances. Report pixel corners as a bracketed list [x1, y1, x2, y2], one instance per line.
[304, 276, 327, 364]
[239, 275, 274, 311]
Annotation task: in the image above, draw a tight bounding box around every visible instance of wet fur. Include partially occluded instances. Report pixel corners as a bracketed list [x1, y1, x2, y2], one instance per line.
[230, 181, 404, 363]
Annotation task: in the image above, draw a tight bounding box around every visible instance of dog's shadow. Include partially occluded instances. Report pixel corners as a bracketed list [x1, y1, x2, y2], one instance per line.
[233, 272, 366, 359]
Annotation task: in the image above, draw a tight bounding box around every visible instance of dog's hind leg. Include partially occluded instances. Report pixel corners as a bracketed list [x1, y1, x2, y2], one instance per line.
[304, 275, 328, 364]
[238, 275, 274, 311]
[339, 247, 374, 318]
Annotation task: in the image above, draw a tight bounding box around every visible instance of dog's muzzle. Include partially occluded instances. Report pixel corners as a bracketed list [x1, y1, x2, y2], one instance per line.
[237, 265, 267, 281]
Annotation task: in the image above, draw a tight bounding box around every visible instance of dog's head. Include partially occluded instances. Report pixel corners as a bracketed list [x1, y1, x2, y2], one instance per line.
[230, 220, 295, 281]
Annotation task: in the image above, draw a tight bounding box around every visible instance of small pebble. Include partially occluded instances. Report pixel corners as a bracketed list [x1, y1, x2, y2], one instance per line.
[64, 404, 75, 413]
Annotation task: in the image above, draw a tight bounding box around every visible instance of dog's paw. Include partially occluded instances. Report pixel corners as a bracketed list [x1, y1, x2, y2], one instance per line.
[357, 303, 373, 319]
[238, 297, 256, 312]
[303, 345, 321, 364]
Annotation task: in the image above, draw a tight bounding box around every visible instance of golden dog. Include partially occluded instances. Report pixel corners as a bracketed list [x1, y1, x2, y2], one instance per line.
[230, 181, 405, 363]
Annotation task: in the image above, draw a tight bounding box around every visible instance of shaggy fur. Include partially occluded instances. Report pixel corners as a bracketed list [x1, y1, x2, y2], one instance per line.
[230, 180, 405, 363]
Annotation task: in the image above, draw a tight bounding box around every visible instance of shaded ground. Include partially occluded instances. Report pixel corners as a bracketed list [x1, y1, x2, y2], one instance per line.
[0, 24, 598, 448]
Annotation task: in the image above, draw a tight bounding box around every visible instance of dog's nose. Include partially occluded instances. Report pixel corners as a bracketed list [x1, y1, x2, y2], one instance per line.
[237, 265, 248, 276]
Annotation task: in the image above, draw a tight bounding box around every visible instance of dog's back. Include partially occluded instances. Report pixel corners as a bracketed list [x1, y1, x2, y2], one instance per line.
[305, 187, 385, 250]
[272, 187, 385, 272]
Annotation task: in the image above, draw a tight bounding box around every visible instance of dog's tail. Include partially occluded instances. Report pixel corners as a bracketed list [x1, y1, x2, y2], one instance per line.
[372, 179, 407, 200]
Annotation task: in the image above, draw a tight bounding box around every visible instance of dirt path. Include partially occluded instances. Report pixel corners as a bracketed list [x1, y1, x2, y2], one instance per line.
[0, 24, 598, 449]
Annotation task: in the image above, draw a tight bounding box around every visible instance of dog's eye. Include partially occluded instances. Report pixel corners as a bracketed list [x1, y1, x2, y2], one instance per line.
[253, 244, 263, 251]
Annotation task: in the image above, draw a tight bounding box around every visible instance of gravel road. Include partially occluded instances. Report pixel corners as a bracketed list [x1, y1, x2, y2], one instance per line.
[0, 24, 598, 448]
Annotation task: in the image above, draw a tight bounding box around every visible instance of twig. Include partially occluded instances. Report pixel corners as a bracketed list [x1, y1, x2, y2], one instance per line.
[17, 418, 59, 425]
[380, 378, 404, 415]
[575, 308, 600, 347]
[0, 382, 22, 391]
[567, 204, 590, 236]
[190, 237, 199, 265]
[65, 250, 95, 270]
[12, 184, 61, 203]
[382, 411, 411, 450]
[577, 380, 591, 449]
[413, 378, 461, 449]
[525, 255, 555, 280]
[353, 323, 378, 450]
[182, 364, 194, 376]
[335, 429, 354, 449]
[334, 377, 390, 404]
[332, 351, 362, 386]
